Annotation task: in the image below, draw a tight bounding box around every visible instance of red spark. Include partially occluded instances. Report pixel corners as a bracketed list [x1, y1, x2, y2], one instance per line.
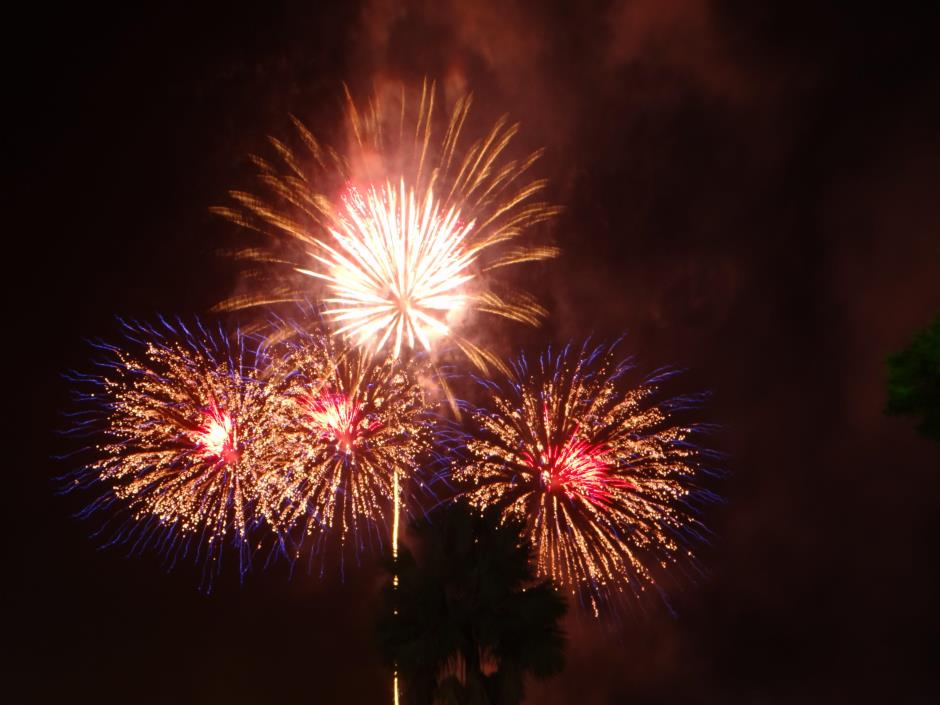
[298, 391, 378, 454]
[523, 436, 634, 506]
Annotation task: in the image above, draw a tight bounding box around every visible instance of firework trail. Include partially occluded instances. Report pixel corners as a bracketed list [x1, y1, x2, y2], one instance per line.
[451, 340, 719, 614]
[212, 79, 560, 371]
[256, 323, 435, 571]
[63, 318, 281, 585]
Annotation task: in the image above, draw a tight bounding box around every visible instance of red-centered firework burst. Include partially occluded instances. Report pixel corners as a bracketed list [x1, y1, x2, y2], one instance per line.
[453, 341, 718, 614]
[64, 318, 279, 585]
[256, 325, 434, 566]
[212, 79, 559, 372]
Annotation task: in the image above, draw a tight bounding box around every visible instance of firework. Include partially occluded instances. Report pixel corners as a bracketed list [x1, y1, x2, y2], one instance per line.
[452, 341, 717, 613]
[65, 318, 278, 583]
[256, 325, 434, 566]
[212, 80, 560, 370]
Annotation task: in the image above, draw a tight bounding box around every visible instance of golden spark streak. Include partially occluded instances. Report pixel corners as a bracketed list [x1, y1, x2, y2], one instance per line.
[393, 467, 400, 705]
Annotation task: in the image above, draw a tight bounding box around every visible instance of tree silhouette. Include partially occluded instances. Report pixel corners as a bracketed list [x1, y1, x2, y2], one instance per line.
[376, 502, 567, 705]
[886, 315, 940, 441]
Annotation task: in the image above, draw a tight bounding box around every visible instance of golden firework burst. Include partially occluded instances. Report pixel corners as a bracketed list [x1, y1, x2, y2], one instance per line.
[256, 326, 434, 561]
[213, 80, 559, 371]
[453, 341, 715, 613]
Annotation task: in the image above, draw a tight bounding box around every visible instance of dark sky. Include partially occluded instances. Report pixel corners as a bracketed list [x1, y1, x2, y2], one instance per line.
[11, 1, 940, 703]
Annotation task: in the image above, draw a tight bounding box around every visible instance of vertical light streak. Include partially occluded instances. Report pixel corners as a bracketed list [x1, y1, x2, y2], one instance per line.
[392, 467, 400, 705]
[393, 468, 400, 563]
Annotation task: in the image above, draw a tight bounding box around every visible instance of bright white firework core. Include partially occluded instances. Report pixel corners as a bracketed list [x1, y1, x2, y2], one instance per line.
[297, 180, 477, 356]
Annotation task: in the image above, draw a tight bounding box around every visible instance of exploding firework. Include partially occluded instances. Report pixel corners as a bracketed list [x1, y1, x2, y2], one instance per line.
[212, 80, 560, 370]
[256, 325, 434, 566]
[452, 341, 717, 613]
[64, 318, 279, 583]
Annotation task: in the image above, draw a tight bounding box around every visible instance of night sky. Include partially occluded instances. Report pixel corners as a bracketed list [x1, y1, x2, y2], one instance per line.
[12, 1, 940, 703]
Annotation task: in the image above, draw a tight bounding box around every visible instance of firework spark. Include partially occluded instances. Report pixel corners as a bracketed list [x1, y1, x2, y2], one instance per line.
[452, 341, 717, 613]
[213, 80, 560, 370]
[257, 326, 434, 565]
[64, 318, 278, 583]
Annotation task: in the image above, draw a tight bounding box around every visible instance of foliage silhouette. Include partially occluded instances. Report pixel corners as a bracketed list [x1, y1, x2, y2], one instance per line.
[376, 502, 567, 705]
[886, 315, 940, 441]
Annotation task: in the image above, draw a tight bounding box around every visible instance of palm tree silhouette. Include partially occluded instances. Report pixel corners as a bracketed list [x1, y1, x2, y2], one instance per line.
[376, 502, 567, 705]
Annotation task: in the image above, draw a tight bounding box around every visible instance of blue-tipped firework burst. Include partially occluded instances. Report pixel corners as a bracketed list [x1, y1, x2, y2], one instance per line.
[63, 318, 279, 586]
[452, 340, 720, 615]
[257, 322, 436, 573]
